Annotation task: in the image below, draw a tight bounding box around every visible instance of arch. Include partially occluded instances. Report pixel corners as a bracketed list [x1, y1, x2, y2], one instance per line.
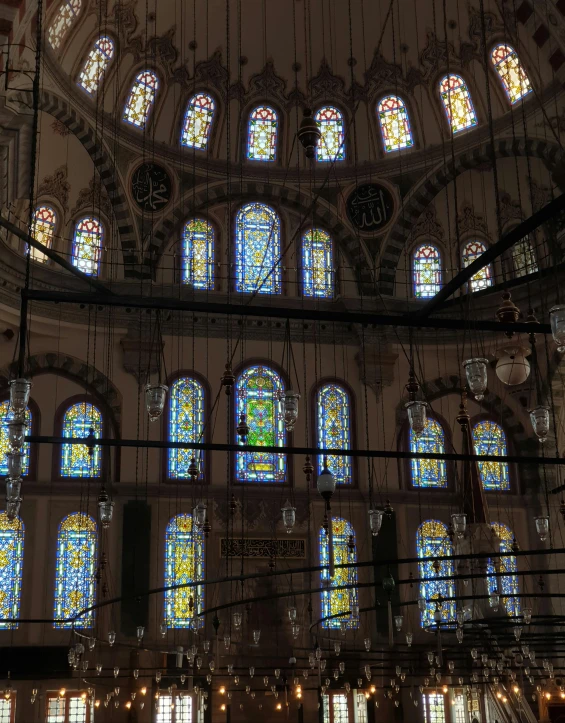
[472, 420, 510, 491]
[182, 218, 214, 290]
[319, 517, 358, 629]
[316, 382, 353, 486]
[47, 0, 82, 50]
[462, 239, 493, 291]
[491, 44, 532, 104]
[512, 234, 538, 277]
[30, 204, 57, 263]
[78, 35, 115, 95]
[123, 70, 160, 129]
[60, 400, 103, 478]
[377, 95, 414, 153]
[181, 93, 215, 150]
[72, 216, 103, 277]
[487, 522, 520, 616]
[410, 417, 447, 488]
[164, 513, 204, 629]
[416, 520, 456, 628]
[439, 74, 478, 134]
[302, 227, 334, 298]
[235, 202, 281, 294]
[412, 242, 442, 298]
[0, 399, 32, 477]
[167, 376, 206, 480]
[247, 105, 278, 161]
[314, 106, 345, 162]
[0, 512, 24, 630]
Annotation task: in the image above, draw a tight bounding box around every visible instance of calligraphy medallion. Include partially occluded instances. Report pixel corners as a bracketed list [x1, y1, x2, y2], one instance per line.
[346, 182, 395, 234]
[131, 162, 172, 212]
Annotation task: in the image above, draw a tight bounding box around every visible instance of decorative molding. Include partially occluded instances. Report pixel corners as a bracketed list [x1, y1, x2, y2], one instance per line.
[499, 191, 524, 229]
[51, 119, 71, 137]
[71, 177, 113, 221]
[221, 538, 306, 559]
[457, 202, 490, 238]
[409, 204, 444, 241]
[37, 164, 70, 215]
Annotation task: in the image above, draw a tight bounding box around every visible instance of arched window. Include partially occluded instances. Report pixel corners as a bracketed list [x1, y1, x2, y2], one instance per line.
[491, 44, 532, 104]
[377, 95, 414, 152]
[487, 522, 520, 617]
[247, 106, 278, 161]
[302, 228, 334, 298]
[181, 93, 215, 150]
[0, 512, 24, 630]
[417, 520, 456, 628]
[235, 202, 281, 294]
[315, 106, 345, 162]
[413, 243, 442, 298]
[30, 205, 57, 263]
[72, 216, 103, 277]
[61, 401, 103, 478]
[54, 513, 97, 629]
[123, 70, 159, 129]
[164, 514, 204, 629]
[182, 219, 214, 290]
[410, 417, 447, 488]
[235, 365, 286, 483]
[0, 400, 31, 477]
[78, 36, 115, 95]
[439, 74, 477, 134]
[168, 377, 205, 479]
[319, 517, 358, 629]
[48, 0, 81, 49]
[472, 421, 510, 491]
[512, 236, 538, 278]
[316, 383, 352, 486]
[462, 240, 493, 292]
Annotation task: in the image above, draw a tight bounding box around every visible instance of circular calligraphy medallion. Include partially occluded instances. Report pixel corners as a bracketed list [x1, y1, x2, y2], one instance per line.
[346, 182, 395, 234]
[131, 163, 172, 212]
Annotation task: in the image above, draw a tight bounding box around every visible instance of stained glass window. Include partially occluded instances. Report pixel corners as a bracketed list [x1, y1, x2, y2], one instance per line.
[439, 74, 477, 134]
[319, 517, 358, 630]
[417, 520, 456, 629]
[61, 401, 103, 478]
[182, 219, 214, 290]
[247, 106, 278, 161]
[72, 216, 103, 277]
[410, 418, 447, 488]
[78, 36, 115, 95]
[235, 202, 281, 294]
[413, 243, 442, 298]
[156, 695, 192, 723]
[462, 240, 493, 292]
[181, 93, 215, 150]
[123, 70, 159, 129]
[472, 420, 510, 491]
[30, 205, 57, 263]
[0, 512, 24, 630]
[491, 44, 532, 104]
[322, 694, 350, 723]
[235, 365, 286, 483]
[168, 377, 205, 479]
[315, 106, 345, 162]
[0, 401, 31, 477]
[164, 514, 204, 629]
[302, 228, 334, 298]
[48, 0, 82, 50]
[487, 522, 520, 617]
[317, 383, 352, 485]
[47, 695, 90, 723]
[377, 95, 414, 152]
[512, 236, 538, 277]
[53, 513, 97, 629]
[422, 693, 446, 723]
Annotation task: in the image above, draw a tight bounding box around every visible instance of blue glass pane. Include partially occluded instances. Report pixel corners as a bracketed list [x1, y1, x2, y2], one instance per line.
[61, 402, 103, 478]
[410, 418, 447, 488]
[0, 512, 24, 630]
[164, 514, 205, 629]
[235, 203, 281, 294]
[0, 400, 31, 476]
[317, 383, 352, 485]
[472, 421, 510, 491]
[319, 517, 358, 629]
[182, 219, 214, 289]
[247, 106, 278, 161]
[303, 228, 333, 298]
[168, 378, 205, 479]
[315, 106, 345, 162]
[417, 520, 456, 629]
[487, 522, 520, 616]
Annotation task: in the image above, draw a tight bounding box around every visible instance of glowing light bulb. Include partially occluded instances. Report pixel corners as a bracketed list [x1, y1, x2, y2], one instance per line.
[276, 703, 282, 710]
[125, 701, 132, 709]
[370, 686, 376, 694]
[546, 692, 551, 700]
[140, 687, 147, 696]
[513, 686, 519, 694]
[365, 693, 370, 700]
[81, 692, 87, 700]
[442, 685, 448, 694]
[221, 704, 226, 712]
[59, 689, 66, 697]
[95, 700, 100, 708]
[219, 687, 226, 695]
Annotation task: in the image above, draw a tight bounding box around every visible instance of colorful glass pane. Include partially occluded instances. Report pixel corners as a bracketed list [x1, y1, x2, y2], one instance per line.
[302, 228, 333, 298]
[72, 216, 103, 277]
[48, 0, 82, 50]
[61, 401, 103, 478]
[462, 240, 493, 292]
[317, 383, 352, 485]
[319, 518, 358, 629]
[182, 219, 214, 290]
[181, 93, 215, 150]
[423, 693, 446, 723]
[164, 514, 204, 629]
[410, 418, 447, 488]
[492, 44, 532, 104]
[235, 202, 281, 294]
[78, 36, 115, 95]
[439, 74, 477, 133]
[315, 106, 345, 162]
[123, 70, 159, 129]
[472, 421, 509, 491]
[0, 400, 31, 477]
[247, 106, 278, 161]
[417, 520, 456, 629]
[30, 205, 57, 262]
[487, 522, 520, 617]
[413, 243, 442, 298]
[168, 377, 205, 479]
[0, 512, 24, 630]
[53, 513, 97, 629]
[512, 236, 538, 277]
[377, 95, 414, 152]
[235, 365, 286, 483]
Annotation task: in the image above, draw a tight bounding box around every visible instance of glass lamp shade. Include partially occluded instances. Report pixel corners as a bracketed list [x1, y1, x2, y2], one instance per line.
[369, 509, 384, 536]
[7, 419, 27, 450]
[223, 635, 231, 650]
[281, 502, 296, 533]
[456, 628, 464, 643]
[351, 603, 360, 618]
[418, 596, 426, 612]
[406, 632, 413, 647]
[288, 606, 297, 622]
[382, 572, 395, 594]
[193, 502, 207, 528]
[316, 461, 336, 502]
[530, 406, 550, 443]
[249, 666, 255, 677]
[108, 631, 116, 646]
[6, 452, 23, 478]
[334, 641, 341, 655]
[405, 400, 427, 435]
[282, 391, 300, 432]
[253, 629, 261, 644]
[451, 513, 467, 539]
[364, 637, 371, 652]
[98, 489, 114, 528]
[338, 662, 345, 674]
[136, 626, 144, 642]
[9, 378, 32, 415]
[550, 305, 565, 352]
[394, 615, 403, 631]
[6, 478, 21, 501]
[535, 516, 550, 542]
[490, 592, 500, 609]
[463, 358, 489, 401]
[523, 607, 532, 624]
[232, 612, 242, 629]
[291, 624, 300, 639]
[144, 383, 168, 422]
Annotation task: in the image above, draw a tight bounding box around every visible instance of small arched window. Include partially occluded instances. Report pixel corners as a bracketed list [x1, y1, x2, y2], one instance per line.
[410, 417, 447, 488]
[30, 205, 57, 263]
[235, 202, 281, 294]
[512, 236, 538, 278]
[302, 228, 334, 298]
[181, 93, 215, 150]
[315, 106, 345, 162]
[78, 36, 115, 95]
[412, 243, 442, 298]
[439, 74, 477, 134]
[123, 70, 159, 129]
[316, 383, 352, 486]
[472, 420, 510, 491]
[53, 513, 97, 629]
[491, 44, 532, 104]
[0, 512, 24, 630]
[247, 106, 278, 161]
[319, 517, 358, 629]
[61, 401, 103, 478]
[182, 219, 214, 290]
[72, 216, 103, 277]
[48, 0, 82, 49]
[0, 400, 31, 477]
[487, 522, 520, 617]
[377, 95, 414, 152]
[164, 514, 205, 629]
[417, 520, 456, 628]
[168, 377, 205, 479]
[462, 239, 493, 292]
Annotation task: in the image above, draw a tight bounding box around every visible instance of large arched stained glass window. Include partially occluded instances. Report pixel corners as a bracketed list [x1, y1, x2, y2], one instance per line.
[377, 95, 414, 152]
[123, 70, 159, 129]
[439, 74, 477, 134]
[417, 520, 456, 629]
[317, 383, 352, 486]
[72, 216, 103, 277]
[235, 202, 281, 294]
[61, 401, 103, 478]
[413, 243, 442, 298]
[0, 401, 31, 477]
[30, 205, 57, 263]
[181, 93, 215, 150]
[78, 36, 115, 95]
[315, 106, 345, 162]
[0, 512, 24, 630]
[410, 418, 447, 488]
[54, 513, 97, 629]
[235, 365, 286, 483]
[48, 0, 82, 49]
[487, 522, 520, 617]
[164, 514, 204, 629]
[462, 240, 493, 292]
[182, 219, 214, 290]
[302, 228, 334, 298]
[319, 517, 358, 629]
[168, 377, 205, 479]
[247, 106, 278, 161]
[472, 421, 510, 491]
[491, 44, 532, 104]
[512, 236, 538, 278]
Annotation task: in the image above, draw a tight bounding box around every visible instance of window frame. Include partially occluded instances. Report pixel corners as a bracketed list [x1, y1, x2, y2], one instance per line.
[376, 92, 416, 155]
[410, 239, 443, 299]
[121, 67, 161, 130]
[178, 216, 217, 291]
[437, 71, 479, 136]
[489, 42, 533, 106]
[319, 516, 359, 630]
[179, 90, 218, 153]
[470, 414, 516, 493]
[322, 692, 351, 723]
[233, 201, 284, 295]
[45, 693, 92, 723]
[70, 214, 104, 278]
[460, 237, 494, 293]
[46, 0, 82, 53]
[313, 103, 347, 163]
[400, 411, 454, 491]
[242, 101, 283, 164]
[301, 226, 335, 299]
[0, 694, 16, 723]
[155, 694, 194, 722]
[416, 519, 457, 630]
[75, 33, 117, 96]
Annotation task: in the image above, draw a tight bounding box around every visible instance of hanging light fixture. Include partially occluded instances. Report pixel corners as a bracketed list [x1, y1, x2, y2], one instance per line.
[463, 358, 489, 401]
[530, 406, 550, 443]
[297, 108, 322, 158]
[98, 487, 114, 528]
[236, 413, 249, 440]
[451, 513, 467, 539]
[535, 516, 549, 542]
[193, 502, 207, 529]
[7, 419, 27, 450]
[550, 305, 565, 352]
[406, 400, 427, 435]
[281, 501, 296, 533]
[144, 383, 168, 422]
[317, 457, 336, 509]
[9, 378, 32, 415]
[368, 509, 384, 536]
[281, 391, 300, 432]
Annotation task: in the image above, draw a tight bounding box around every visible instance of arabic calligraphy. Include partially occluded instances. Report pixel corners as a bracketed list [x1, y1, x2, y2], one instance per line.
[346, 182, 395, 233]
[131, 163, 172, 212]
